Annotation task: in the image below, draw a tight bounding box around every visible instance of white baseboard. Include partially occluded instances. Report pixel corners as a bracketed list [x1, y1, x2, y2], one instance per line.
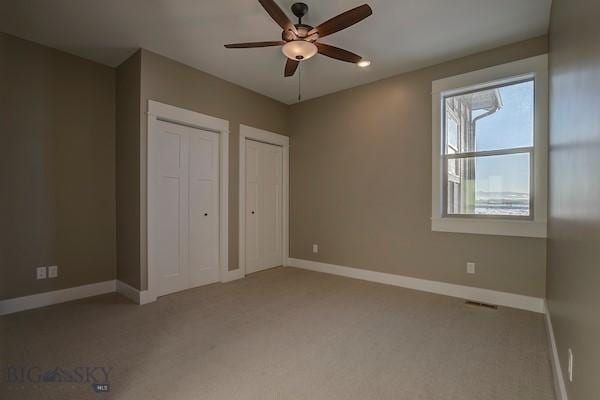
[0, 280, 116, 316]
[544, 301, 568, 400]
[1, 271, 242, 315]
[116, 280, 156, 305]
[288, 258, 545, 313]
[116, 280, 139, 303]
[0, 260, 545, 317]
[117, 270, 245, 305]
[139, 289, 157, 304]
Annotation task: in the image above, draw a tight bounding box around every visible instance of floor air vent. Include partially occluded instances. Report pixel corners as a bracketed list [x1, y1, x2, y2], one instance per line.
[465, 300, 498, 310]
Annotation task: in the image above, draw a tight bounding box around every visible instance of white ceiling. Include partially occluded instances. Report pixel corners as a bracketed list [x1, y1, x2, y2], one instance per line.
[0, 0, 551, 104]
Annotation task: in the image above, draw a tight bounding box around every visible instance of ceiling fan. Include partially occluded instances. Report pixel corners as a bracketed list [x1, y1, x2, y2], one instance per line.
[225, 0, 373, 77]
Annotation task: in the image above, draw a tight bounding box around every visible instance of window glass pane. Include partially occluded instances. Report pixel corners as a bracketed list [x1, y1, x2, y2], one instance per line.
[447, 116, 459, 151]
[444, 80, 534, 153]
[446, 152, 530, 217]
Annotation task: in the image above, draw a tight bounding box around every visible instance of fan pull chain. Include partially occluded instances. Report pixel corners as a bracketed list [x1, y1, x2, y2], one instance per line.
[298, 62, 302, 102]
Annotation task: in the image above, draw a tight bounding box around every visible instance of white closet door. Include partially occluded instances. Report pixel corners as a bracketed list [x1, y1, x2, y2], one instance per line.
[245, 139, 283, 274]
[149, 120, 220, 297]
[189, 130, 220, 287]
[150, 121, 190, 296]
[259, 142, 283, 269]
[245, 140, 261, 274]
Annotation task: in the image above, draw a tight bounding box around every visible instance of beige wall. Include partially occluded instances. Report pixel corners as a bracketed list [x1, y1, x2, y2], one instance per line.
[547, 1, 600, 398]
[288, 36, 549, 297]
[3, 32, 552, 301]
[115, 51, 142, 288]
[120, 49, 288, 290]
[0, 33, 116, 300]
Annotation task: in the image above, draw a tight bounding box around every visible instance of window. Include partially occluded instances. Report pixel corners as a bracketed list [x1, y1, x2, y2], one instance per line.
[431, 55, 548, 238]
[443, 79, 533, 218]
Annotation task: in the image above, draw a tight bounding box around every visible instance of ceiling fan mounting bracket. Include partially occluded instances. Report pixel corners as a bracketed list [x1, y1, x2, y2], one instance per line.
[291, 3, 309, 23]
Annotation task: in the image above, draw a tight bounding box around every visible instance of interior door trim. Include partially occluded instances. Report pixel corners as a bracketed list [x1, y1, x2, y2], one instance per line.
[238, 125, 289, 278]
[146, 100, 229, 300]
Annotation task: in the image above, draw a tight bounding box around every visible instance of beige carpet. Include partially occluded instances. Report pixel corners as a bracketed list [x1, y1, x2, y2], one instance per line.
[1, 267, 555, 400]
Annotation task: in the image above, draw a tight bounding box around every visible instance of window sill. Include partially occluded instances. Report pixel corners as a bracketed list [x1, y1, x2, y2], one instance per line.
[431, 217, 547, 238]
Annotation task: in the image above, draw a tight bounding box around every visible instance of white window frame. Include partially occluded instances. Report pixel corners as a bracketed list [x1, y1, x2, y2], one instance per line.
[431, 55, 548, 238]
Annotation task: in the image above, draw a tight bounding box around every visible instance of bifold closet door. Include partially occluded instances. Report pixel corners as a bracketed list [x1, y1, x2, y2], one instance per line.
[188, 129, 220, 287]
[245, 139, 283, 274]
[149, 120, 219, 297]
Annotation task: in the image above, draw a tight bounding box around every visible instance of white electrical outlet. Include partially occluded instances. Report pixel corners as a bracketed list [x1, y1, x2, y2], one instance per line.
[48, 265, 58, 278]
[467, 262, 476, 274]
[312, 244, 319, 253]
[36, 266, 47, 280]
[568, 348, 574, 382]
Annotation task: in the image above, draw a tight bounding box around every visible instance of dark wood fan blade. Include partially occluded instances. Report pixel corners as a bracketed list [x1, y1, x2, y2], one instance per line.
[225, 41, 285, 48]
[284, 59, 299, 77]
[310, 4, 372, 38]
[258, 0, 297, 34]
[316, 43, 362, 63]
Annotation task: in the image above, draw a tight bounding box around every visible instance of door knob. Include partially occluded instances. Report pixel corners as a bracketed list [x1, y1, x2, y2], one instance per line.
[204, 213, 208, 216]
[251, 211, 255, 214]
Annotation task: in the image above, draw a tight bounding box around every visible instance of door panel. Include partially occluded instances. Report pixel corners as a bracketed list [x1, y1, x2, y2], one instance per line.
[245, 139, 283, 274]
[156, 177, 181, 277]
[189, 132, 220, 287]
[260, 144, 283, 269]
[151, 122, 190, 296]
[245, 141, 260, 274]
[149, 120, 220, 296]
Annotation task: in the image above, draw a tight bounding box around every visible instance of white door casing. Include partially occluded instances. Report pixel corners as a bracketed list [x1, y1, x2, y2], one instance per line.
[239, 125, 289, 277]
[147, 100, 229, 300]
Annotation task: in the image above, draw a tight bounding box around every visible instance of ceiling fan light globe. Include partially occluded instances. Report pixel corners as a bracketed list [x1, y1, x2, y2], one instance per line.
[282, 40, 317, 61]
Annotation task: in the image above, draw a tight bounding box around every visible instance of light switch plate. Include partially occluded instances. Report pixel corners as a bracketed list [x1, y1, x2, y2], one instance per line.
[312, 244, 319, 253]
[467, 262, 476, 274]
[48, 265, 58, 278]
